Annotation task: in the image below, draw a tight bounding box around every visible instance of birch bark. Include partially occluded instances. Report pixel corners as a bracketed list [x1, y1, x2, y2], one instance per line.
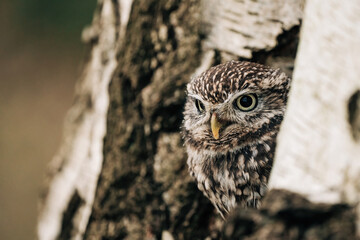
[270, 0, 360, 232]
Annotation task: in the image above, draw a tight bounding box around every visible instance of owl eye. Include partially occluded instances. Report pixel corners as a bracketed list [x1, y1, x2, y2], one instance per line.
[235, 94, 257, 111]
[195, 99, 205, 113]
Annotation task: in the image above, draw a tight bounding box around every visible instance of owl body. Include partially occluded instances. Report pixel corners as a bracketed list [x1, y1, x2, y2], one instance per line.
[182, 61, 290, 218]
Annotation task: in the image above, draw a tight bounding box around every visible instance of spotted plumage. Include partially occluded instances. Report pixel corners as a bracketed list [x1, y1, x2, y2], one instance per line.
[182, 60, 290, 218]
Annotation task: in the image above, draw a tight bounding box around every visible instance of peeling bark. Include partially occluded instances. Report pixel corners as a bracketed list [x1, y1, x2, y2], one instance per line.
[203, 0, 303, 59]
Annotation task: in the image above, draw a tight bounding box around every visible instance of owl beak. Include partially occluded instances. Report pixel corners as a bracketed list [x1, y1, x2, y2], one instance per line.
[211, 113, 223, 140]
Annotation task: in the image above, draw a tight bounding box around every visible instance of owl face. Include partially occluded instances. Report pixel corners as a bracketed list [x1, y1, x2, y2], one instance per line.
[183, 61, 290, 153]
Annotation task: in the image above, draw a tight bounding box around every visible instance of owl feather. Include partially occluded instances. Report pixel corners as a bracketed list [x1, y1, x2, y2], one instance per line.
[182, 60, 291, 218]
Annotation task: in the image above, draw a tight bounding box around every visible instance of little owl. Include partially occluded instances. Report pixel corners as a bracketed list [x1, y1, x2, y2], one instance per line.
[182, 60, 290, 218]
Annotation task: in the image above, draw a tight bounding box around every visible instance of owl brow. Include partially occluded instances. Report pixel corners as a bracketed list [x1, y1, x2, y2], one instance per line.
[226, 90, 255, 104]
[188, 93, 205, 102]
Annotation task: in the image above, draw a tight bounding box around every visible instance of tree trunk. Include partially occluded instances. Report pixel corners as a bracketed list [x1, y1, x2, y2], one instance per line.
[270, 0, 360, 205]
[269, 0, 360, 233]
[35, 0, 337, 239]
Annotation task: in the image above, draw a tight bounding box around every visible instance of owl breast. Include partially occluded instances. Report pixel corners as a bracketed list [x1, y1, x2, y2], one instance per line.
[187, 134, 276, 218]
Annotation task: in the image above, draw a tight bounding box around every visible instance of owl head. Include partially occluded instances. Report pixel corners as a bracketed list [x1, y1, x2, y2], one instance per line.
[182, 60, 291, 153]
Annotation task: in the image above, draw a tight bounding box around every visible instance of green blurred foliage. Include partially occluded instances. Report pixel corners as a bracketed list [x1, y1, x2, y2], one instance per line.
[10, 0, 97, 43]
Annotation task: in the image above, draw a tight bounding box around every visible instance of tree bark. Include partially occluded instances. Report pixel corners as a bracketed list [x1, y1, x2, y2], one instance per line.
[36, 0, 312, 239]
[269, 0, 360, 233]
[270, 0, 360, 204]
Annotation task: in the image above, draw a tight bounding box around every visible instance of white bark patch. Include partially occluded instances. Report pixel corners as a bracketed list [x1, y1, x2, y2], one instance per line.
[37, 0, 133, 239]
[270, 0, 360, 223]
[202, 0, 303, 58]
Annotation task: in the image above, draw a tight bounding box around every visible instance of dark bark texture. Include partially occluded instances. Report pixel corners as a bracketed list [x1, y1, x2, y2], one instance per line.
[83, 0, 301, 239]
[85, 1, 218, 239]
[224, 190, 358, 240]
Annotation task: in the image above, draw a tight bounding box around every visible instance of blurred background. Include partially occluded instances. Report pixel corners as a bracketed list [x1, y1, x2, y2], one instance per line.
[0, 0, 96, 239]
